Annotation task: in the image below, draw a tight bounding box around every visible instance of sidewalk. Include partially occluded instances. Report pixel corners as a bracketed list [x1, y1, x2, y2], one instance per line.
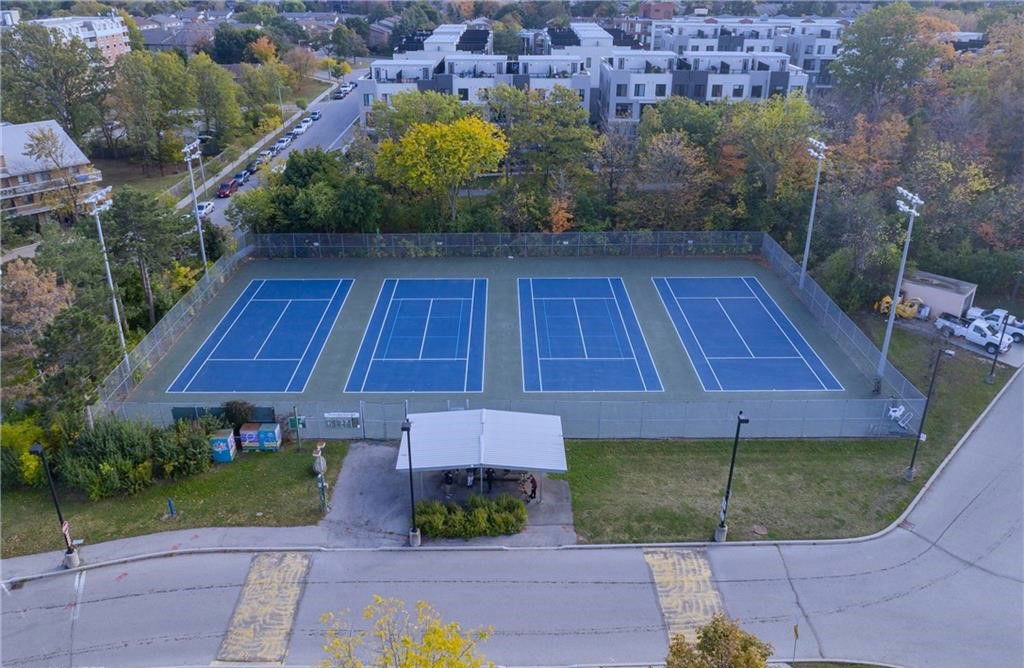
[0, 241, 39, 264]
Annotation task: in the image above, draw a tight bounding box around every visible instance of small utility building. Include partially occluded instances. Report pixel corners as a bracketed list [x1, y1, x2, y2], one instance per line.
[396, 409, 567, 499]
[902, 270, 977, 320]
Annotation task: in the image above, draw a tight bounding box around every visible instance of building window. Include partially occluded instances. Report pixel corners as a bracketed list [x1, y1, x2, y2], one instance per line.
[615, 102, 632, 118]
[761, 46, 769, 51]
[832, 45, 839, 54]
[655, 83, 666, 96]
[363, 93, 373, 106]
[711, 84, 722, 97]
[634, 83, 645, 96]
[616, 83, 627, 97]
[804, 45, 813, 54]
[746, 46, 754, 52]
[751, 85, 763, 98]
[618, 58, 625, 69]
[458, 88, 469, 101]
[803, 59, 814, 70]
[693, 83, 705, 98]
[705, 45, 714, 51]
[578, 89, 585, 100]
[817, 44, 825, 54]
[674, 83, 687, 96]
[691, 45, 699, 51]
[774, 46, 783, 52]
[732, 84, 744, 97]
[585, 57, 591, 68]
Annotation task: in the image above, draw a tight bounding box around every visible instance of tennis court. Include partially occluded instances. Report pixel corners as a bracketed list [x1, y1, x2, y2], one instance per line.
[345, 278, 487, 393]
[168, 278, 352, 393]
[653, 276, 843, 392]
[518, 277, 662, 392]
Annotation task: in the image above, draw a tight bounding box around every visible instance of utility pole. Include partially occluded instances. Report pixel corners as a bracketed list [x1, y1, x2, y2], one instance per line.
[182, 140, 208, 273]
[83, 186, 129, 368]
[877, 187, 923, 388]
[800, 138, 827, 289]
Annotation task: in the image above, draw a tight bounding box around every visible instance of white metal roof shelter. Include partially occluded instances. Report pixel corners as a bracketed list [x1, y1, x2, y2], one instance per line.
[395, 409, 567, 473]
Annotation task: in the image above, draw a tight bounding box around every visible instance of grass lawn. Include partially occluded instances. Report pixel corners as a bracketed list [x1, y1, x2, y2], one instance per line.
[562, 316, 1014, 544]
[92, 157, 189, 195]
[1, 440, 346, 559]
[287, 78, 331, 106]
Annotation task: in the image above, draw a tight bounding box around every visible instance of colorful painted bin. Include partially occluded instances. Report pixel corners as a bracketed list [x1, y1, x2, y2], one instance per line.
[209, 429, 237, 463]
[257, 423, 282, 452]
[239, 423, 261, 452]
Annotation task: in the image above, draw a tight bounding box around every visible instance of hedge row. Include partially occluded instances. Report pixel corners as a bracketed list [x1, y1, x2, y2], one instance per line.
[416, 494, 528, 539]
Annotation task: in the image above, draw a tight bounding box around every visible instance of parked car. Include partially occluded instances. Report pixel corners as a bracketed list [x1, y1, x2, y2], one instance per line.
[244, 161, 259, 176]
[965, 307, 1022, 329]
[258, 149, 273, 162]
[300, 117, 313, 128]
[332, 89, 346, 100]
[292, 124, 307, 136]
[196, 201, 215, 218]
[234, 171, 249, 185]
[216, 180, 239, 198]
[934, 313, 1014, 354]
[273, 138, 289, 153]
[310, 110, 322, 121]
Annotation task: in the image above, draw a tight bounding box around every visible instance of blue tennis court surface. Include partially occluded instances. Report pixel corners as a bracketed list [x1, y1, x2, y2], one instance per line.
[653, 276, 842, 392]
[518, 277, 662, 392]
[345, 278, 487, 392]
[168, 278, 352, 393]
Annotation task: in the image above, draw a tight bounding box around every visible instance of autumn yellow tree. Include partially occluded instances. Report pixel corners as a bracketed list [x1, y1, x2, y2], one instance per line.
[246, 35, 278, 64]
[320, 596, 493, 668]
[376, 117, 508, 226]
[666, 614, 772, 668]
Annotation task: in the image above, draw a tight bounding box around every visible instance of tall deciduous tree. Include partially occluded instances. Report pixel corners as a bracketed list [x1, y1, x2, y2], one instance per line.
[245, 35, 278, 64]
[37, 307, 121, 412]
[638, 97, 727, 149]
[832, 0, 938, 116]
[105, 187, 190, 327]
[109, 51, 162, 171]
[0, 23, 109, 144]
[282, 47, 319, 82]
[377, 117, 508, 225]
[22, 126, 97, 226]
[622, 131, 712, 230]
[370, 90, 476, 141]
[516, 85, 595, 185]
[188, 52, 243, 139]
[481, 84, 528, 182]
[329, 23, 369, 58]
[0, 259, 74, 359]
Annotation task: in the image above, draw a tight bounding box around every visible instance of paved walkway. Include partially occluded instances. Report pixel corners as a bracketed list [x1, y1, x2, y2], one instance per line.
[0, 242, 39, 264]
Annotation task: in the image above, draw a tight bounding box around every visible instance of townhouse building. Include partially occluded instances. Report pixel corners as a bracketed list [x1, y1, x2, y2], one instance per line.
[28, 14, 131, 63]
[0, 121, 102, 224]
[361, 21, 808, 129]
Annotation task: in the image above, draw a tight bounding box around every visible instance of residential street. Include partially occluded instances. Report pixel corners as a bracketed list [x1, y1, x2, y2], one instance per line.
[2, 370, 1020, 667]
[204, 77, 365, 231]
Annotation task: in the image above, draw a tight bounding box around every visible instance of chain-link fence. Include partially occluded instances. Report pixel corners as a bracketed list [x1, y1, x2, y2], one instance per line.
[109, 396, 917, 439]
[252, 230, 763, 259]
[94, 231, 926, 438]
[92, 239, 255, 410]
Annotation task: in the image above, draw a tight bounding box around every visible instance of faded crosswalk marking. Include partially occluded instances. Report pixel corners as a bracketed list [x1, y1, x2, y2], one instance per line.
[216, 552, 310, 664]
[644, 548, 723, 641]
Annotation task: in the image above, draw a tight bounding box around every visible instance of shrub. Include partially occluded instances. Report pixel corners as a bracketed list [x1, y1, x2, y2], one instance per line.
[295, 97, 307, 110]
[0, 419, 48, 487]
[223, 401, 254, 432]
[415, 495, 528, 539]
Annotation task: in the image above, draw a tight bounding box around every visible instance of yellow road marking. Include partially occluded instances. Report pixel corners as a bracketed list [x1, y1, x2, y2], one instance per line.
[644, 549, 723, 641]
[216, 552, 310, 664]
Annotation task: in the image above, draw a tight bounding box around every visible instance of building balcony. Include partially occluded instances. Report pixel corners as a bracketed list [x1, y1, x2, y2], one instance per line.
[0, 168, 102, 200]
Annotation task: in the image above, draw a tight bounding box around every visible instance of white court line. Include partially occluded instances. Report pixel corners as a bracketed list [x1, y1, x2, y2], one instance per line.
[462, 281, 474, 390]
[477, 278, 488, 393]
[572, 298, 590, 358]
[668, 283, 724, 391]
[716, 297, 755, 357]
[651, 277, 710, 393]
[531, 279, 544, 391]
[284, 279, 345, 391]
[417, 298, 435, 360]
[343, 279, 389, 393]
[253, 300, 291, 358]
[170, 279, 265, 393]
[539, 356, 633, 361]
[365, 283, 401, 389]
[207, 358, 302, 362]
[372, 357, 464, 361]
[611, 278, 666, 392]
[706, 356, 803, 360]
[604, 282, 645, 385]
[250, 298, 330, 302]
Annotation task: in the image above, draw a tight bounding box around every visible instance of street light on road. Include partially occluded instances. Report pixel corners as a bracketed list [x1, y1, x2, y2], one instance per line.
[800, 137, 828, 289]
[83, 186, 129, 369]
[401, 419, 420, 547]
[902, 348, 954, 482]
[877, 187, 924, 389]
[182, 140, 208, 274]
[715, 411, 750, 542]
[30, 442, 79, 568]
[984, 314, 1010, 385]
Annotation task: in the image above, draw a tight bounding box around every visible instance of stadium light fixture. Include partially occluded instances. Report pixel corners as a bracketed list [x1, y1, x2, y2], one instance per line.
[182, 141, 208, 273]
[877, 187, 924, 387]
[800, 138, 828, 289]
[83, 186, 129, 368]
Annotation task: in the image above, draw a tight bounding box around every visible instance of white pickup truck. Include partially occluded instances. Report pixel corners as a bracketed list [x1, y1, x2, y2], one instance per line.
[935, 313, 1014, 354]
[964, 307, 1024, 342]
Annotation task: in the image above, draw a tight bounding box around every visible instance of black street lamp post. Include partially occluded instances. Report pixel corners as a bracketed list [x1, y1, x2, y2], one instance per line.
[715, 411, 750, 542]
[984, 314, 1009, 385]
[401, 419, 420, 547]
[902, 348, 954, 481]
[29, 442, 79, 568]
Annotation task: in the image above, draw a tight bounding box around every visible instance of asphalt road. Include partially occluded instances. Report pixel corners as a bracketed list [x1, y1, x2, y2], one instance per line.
[205, 82, 364, 231]
[3, 369, 1020, 668]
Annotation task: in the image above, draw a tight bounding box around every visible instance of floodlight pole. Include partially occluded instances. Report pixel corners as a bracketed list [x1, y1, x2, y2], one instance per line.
[902, 348, 953, 481]
[800, 138, 827, 289]
[715, 411, 750, 542]
[182, 141, 209, 274]
[985, 314, 1009, 384]
[84, 187, 129, 368]
[401, 419, 420, 547]
[877, 187, 923, 388]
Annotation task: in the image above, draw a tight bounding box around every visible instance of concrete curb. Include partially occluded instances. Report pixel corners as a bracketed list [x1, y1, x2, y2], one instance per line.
[4, 366, 1020, 585]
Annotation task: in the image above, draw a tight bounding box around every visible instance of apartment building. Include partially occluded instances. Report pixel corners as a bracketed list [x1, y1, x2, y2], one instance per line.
[0, 121, 102, 224]
[29, 14, 131, 63]
[599, 49, 677, 125]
